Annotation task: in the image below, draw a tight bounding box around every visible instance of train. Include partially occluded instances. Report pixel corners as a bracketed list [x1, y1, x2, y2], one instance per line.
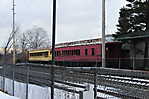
[25, 38, 128, 68]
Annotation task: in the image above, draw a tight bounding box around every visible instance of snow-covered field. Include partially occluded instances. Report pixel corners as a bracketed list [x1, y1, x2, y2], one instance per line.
[0, 91, 19, 99]
[0, 77, 81, 99]
[0, 77, 119, 99]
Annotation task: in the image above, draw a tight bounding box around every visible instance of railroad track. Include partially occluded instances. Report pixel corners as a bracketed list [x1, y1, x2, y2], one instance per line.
[1, 63, 149, 99]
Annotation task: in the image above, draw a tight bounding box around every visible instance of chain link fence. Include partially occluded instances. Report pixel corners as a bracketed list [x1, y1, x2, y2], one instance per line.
[0, 62, 149, 99]
[0, 64, 88, 99]
[106, 58, 149, 70]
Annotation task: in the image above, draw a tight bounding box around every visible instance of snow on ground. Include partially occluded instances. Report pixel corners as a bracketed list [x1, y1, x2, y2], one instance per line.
[0, 91, 19, 99]
[84, 84, 120, 99]
[54, 88, 79, 99]
[0, 77, 121, 99]
[28, 84, 50, 99]
[83, 84, 94, 99]
[0, 78, 80, 99]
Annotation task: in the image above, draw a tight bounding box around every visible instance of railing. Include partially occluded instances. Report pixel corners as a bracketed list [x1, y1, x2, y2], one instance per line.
[0, 64, 88, 99]
[106, 58, 149, 70]
[0, 63, 149, 99]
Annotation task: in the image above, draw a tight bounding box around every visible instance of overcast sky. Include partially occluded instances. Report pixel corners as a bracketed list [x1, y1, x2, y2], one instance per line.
[0, 0, 127, 47]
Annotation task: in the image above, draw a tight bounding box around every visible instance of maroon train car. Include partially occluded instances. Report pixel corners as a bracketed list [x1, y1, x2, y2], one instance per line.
[55, 38, 122, 67]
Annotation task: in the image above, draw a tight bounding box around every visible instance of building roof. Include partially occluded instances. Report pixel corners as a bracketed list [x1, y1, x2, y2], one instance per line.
[116, 30, 149, 40]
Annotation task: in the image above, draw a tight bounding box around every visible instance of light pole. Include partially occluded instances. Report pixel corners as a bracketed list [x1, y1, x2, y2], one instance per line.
[94, 0, 106, 99]
[12, 0, 16, 96]
[102, 0, 106, 68]
[51, 0, 57, 99]
[12, 0, 16, 65]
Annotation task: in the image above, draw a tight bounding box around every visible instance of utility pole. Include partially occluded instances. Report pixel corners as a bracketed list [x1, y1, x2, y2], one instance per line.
[102, 0, 106, 68]
[12, 0, 16, 65]
[51, 0, 57, 99]
[12, 0, 16, 96]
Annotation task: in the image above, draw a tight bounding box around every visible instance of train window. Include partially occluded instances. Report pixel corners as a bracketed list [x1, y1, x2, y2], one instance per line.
[62, 51, 63, 56]
[61, 49, 80, 56]
[76, 50, 80, 56]
[72, 50, 74, 55]
[62, 51, 64, 56]
[62, 50, 67, 56]
[59, 51, 61, 56]
[55, 51, 57, 56]
[30, 53, 37, 56]
[43, 52, 48, 57]
[68, 50, 71, 56]
[85, 49, 88, 56]
[39, 53, 42, 56]
[38, 53, 41, 56]
[65, 50, 67, 56]
[75, 50, 77, 56]
[56, 51, 61, 56]
[30, 53, 33, 56]
[66, 50, 68, 56]
[91, 48, 95, 56]
[78, 50, 80, 56]
[67, 50, 70, 56]
[64, 51, 66, 56]
[63, 51, 65, 56]
[74, 50, 76, 55]
[30, 51, 49, 57]
[70, 50, 73, 55]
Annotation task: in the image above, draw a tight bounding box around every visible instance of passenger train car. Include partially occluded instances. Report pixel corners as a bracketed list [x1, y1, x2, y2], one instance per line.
[28, 38, 125, 67]
[29, 49, 52, 62]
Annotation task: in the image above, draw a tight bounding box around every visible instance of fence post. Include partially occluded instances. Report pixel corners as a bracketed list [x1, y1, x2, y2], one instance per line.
[132, 57, 135, 70]
[119, 58, 121, 69]
[79, 91, 83, 99]
[94, 68, 97, 99]
[1, 72, 2, 89]
[2, 65, 5, 92]
[26, 64, 29, 99]
[12, 64, 15, 96]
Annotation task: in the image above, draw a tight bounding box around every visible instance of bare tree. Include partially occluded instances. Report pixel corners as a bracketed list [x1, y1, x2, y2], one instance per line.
[18, 26, 50, 51]
[19, 33, 28, 52]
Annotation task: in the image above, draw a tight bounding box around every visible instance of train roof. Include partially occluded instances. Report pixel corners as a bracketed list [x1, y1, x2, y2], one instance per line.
[55, 38, 101, 48]
[55, 36, 120, 48]
[29, 49, 50, 53]
[29, 36, 120, 51]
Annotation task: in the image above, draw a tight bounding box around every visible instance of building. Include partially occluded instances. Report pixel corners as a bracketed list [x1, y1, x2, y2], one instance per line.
[117, 30, 149, 70]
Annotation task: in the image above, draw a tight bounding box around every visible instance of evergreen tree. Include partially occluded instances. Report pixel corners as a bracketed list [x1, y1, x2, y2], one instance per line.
[116, 0, 149, 36]
[115, 0, 149, 69]
[116, 8, 131, 34]
[113, 7, 131, 38]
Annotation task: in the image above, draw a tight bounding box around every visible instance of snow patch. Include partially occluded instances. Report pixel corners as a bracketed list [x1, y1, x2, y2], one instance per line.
[0, 91, 19, 99]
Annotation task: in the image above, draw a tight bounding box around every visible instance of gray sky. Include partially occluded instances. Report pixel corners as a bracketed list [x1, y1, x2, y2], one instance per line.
[0, 0, 127, 47]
